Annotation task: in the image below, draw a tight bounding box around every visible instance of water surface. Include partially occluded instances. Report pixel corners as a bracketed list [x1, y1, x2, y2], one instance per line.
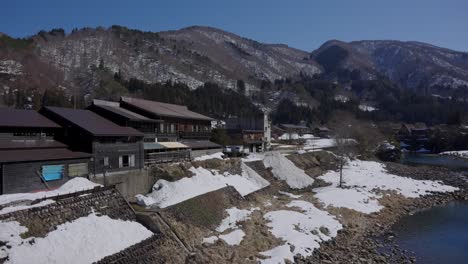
[389, 201, 468, 264]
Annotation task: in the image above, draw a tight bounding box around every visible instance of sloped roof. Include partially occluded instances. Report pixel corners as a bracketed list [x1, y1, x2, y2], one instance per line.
[158, 142, 189, 149]
[181, 140, 222, 149]
[280, 123, 309, 129]
[0, 108, 60, 128]
[0, 148, 91, 163]
[42, 107, 143, 137]
[92, 99, 161, 123]
[0, 138, 66, 150]
[121, 97, 214, 121]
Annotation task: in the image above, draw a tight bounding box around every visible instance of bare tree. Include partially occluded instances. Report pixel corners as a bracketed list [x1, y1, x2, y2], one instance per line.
[333, 129, 354, 188]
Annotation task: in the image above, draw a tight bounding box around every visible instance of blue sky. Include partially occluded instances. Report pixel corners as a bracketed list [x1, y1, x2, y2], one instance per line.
[2, 0, 467, 52]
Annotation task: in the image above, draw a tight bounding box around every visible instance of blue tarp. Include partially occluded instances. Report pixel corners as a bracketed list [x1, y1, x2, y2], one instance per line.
[42, 165, 64, 181]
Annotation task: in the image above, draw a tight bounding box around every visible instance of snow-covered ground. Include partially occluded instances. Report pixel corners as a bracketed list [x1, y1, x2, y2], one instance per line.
[203, 207, 259, 246]
[136, 163, 270, 207]
[358, 105, 378, 112]
[303, 138, 336, 150]
[0, 178, 101, 215]
[314, 159, 458, 213]
[440, 150, 468, 159]
[260, 200, 342, 264]
[303, 138, 356, 151]
[216, 207, 259, 232]
[193, 152, 225, 161]
[278, 133, 316, 141]
[263, 152, 314, 189]
[0, 211, 153, 264]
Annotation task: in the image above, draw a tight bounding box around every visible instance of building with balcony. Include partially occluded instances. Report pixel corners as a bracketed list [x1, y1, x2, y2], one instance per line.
[89, 97, 221, 164]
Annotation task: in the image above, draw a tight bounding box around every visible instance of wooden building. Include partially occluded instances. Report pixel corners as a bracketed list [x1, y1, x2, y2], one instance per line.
[89, 98, 221, 164]
[0, 109, 90, 194]
[88, 99, 163, 142]
[225, 114, 271, 153]
[120, 96, 214, 141]
[314, 126, 331, 138]
[279, 123, 310, 135]
[40, 106, 144, 176]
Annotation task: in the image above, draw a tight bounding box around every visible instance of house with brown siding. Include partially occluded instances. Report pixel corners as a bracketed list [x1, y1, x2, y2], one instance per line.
[0, 109, 91, 194]
[39, 106, 144, 176]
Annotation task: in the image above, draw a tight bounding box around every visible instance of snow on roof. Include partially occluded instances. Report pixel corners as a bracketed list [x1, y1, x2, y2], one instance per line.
[0, 212, 152, 263]
[136, 163, 269, 208]
[262, 152, 314, 189]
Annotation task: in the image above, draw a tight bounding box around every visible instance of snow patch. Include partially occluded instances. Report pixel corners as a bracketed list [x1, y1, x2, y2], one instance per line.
[259, 200, 342, 263]
[194, 152, 225, 161]
[263, 152, 314, 189]
[0, 178, 101, 207]
[136, 163, 269, 207]
[0, 212, 153, 264]
[314, 160, 458, 213]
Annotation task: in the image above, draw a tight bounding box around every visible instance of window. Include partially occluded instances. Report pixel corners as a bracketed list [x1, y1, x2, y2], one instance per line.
[170, 124, 175, 133]
[103, 157, 109, 167]
[119, 154, 135, 168]
[160, 123, 164, 133]
[68, 163, 88, 177]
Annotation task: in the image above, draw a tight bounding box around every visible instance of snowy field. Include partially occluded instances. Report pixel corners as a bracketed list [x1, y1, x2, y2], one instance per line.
[314, 159, 458, 213]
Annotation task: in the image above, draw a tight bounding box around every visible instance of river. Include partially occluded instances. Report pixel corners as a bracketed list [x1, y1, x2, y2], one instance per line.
[387, 153, 468, 263]
[401, 152, 468, 170]
[389, 201, 468, 264]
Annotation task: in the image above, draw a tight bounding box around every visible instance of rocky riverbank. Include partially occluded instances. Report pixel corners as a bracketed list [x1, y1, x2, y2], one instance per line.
[297, 162, 468, 264]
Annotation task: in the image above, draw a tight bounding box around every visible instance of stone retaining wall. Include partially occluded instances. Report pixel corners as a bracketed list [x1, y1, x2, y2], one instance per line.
[0, 186, 135, 237]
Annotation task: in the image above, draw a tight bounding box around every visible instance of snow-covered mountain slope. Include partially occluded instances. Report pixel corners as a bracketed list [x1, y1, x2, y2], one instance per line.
[29, 26, 320, 90]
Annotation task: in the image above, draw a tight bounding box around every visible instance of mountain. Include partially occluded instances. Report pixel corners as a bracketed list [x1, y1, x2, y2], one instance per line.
[311, 39, 468, 94]
[1, 25, 468, 112]
[29, 26, 320, 91]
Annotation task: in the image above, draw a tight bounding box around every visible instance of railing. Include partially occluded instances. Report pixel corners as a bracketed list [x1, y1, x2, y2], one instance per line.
[179, 131, 212, 138]
[144, 150, 191, 165]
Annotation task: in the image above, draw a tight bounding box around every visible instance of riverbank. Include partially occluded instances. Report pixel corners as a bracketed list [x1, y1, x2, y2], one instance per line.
[298, 163, 468, 263]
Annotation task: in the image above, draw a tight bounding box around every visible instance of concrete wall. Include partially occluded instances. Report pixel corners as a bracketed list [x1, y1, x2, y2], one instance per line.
[190, 148, 223, 158]
[1, 158, 90, 194]
[90, 169, 153, 201]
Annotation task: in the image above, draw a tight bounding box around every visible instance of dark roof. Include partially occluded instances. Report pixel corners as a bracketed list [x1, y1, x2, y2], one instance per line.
[92, 100, 162, 123]
[315, 126, 330, 131]
[181, 140, 222, 149]
[0, 148, 91, 163]
[0, 138, 66, 150]
[0, 108, 60, 128]
[121, 96, 214, 121]
[42, 107, 143, 137]
[280, 124, 309, 129]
